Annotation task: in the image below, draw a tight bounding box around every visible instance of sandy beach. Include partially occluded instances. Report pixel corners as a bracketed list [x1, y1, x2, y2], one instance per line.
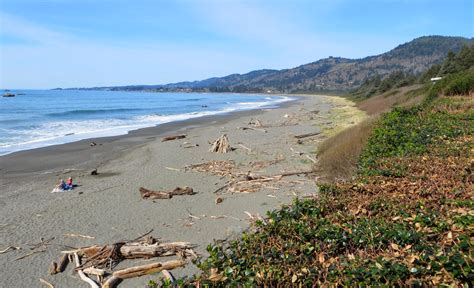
[0, 94, 365, 287]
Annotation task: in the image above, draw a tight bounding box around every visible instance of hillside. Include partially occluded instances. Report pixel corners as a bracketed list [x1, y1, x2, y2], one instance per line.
[77, 36, 473, 93]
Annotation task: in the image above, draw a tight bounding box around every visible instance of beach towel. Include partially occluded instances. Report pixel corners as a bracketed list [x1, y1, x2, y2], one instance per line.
[51, 187, 65, 193]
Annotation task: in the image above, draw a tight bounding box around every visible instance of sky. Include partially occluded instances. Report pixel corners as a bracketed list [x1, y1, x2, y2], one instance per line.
[0, 0, 473, 89]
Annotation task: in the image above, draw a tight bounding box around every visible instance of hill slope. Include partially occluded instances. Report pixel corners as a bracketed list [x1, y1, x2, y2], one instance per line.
[77, 36, 474, 93]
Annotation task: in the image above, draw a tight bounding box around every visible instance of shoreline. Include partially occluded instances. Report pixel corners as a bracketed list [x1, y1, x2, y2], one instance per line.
[0, 91, 296, 158]
[0, 97, 299, 177]
[0, 94, 365, 287]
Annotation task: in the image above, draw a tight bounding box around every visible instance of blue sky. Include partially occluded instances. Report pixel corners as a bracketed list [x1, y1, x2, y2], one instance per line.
[1, 0, 472, 89]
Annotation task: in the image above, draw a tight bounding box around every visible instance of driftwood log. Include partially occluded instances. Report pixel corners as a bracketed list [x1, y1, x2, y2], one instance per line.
[294, 132, 321, 139]
[119, 241, 194, 258]
[162, 134, 186, 142]
[64, 239, 194, 270]
[240, 127, 267, 133]
[139, 187, 194, 200]
[102, 260, 186, 288]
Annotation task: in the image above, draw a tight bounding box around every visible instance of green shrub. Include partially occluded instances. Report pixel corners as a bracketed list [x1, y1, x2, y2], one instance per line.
[444, 70, 474, 95]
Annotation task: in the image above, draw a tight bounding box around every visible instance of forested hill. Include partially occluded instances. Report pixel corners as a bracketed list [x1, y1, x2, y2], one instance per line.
[72, 36, 474, 93]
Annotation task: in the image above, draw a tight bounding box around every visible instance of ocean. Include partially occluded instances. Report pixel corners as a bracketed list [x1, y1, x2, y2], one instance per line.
[0, 90, 293, 156]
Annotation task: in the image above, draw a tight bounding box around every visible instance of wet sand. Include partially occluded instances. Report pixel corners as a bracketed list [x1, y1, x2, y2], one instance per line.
[0, 94, 365, 287]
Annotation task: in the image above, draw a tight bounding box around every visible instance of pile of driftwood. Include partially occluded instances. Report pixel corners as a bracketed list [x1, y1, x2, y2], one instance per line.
[48, 232, 195, 287]
[184, 158, 312, 194]
[139, 187, 194, 200]
[214, 170, 314, 194]
[209, 134, 231, 153]
[186, 160, 236, 176]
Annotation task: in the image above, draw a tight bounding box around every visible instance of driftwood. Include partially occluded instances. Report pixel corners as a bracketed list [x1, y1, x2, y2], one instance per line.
[294, 132, 321, 139]
[240, 126, 267, 133]
[139, 187, 194, 200]
[49, 254, 69, 275]
[186, 160, 235, 176]
[65, 233, 95, 240]
[162, 269, 176, 284]
[238, 143, 252, 152]
[74, 252, 99, 288]
[102, 260, 186, 288]
[39, 278, 54, 288]
[15, 249, 45, 261]
[162, 134, 187, 142]
[114, 259, 185, 279]
[214, 170, 314, 194]
[48, 262, 58, 275]
[209, 134, 231, 153]
[50, 234, 194, 288]
[0, 245, 20, 254]
[64, 238, 194, 270]
[83, 267, 106, 276]
[119, 241, 194, 259]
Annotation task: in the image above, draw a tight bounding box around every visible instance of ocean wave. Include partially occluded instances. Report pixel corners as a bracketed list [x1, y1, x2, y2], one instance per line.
[0, 95, 295, 156]
[46, 108, 145, 117]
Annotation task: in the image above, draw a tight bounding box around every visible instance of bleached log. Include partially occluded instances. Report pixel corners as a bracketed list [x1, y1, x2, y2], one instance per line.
[101, 260, 185, 288]
[101, 276, 120, 288]
[74, 253, 99, 288]
[83, 267, 106, 276]
[64, 242, 193, 261]
[119, 242, 193, 259]
[113, 259, 185, 279]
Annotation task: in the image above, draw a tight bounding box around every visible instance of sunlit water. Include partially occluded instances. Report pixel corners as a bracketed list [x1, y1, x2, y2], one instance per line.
[0, 90, 293, 155]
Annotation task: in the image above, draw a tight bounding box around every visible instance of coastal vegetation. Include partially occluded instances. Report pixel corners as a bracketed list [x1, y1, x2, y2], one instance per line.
[150, 44, 474, 286]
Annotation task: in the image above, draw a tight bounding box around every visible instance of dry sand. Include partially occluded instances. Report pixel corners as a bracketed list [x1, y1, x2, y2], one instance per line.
[0, 94, 365, 287]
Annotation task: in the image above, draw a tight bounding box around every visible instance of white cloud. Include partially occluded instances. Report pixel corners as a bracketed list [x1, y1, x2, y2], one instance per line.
[0, 12, 71, 44]
[189, 1, 401, 65]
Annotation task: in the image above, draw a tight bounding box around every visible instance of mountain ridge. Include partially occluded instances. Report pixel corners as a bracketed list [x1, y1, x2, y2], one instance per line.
[69, 35, 474, 93]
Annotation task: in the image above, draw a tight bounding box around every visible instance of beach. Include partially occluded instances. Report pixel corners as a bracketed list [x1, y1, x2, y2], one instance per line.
[0, 94, 365, 287]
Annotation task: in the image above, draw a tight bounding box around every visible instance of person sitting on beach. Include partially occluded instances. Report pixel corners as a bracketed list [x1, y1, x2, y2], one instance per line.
[57, 179, 65, 189]
[52, 179, 72, 193]
[66, 177, 73, 188]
